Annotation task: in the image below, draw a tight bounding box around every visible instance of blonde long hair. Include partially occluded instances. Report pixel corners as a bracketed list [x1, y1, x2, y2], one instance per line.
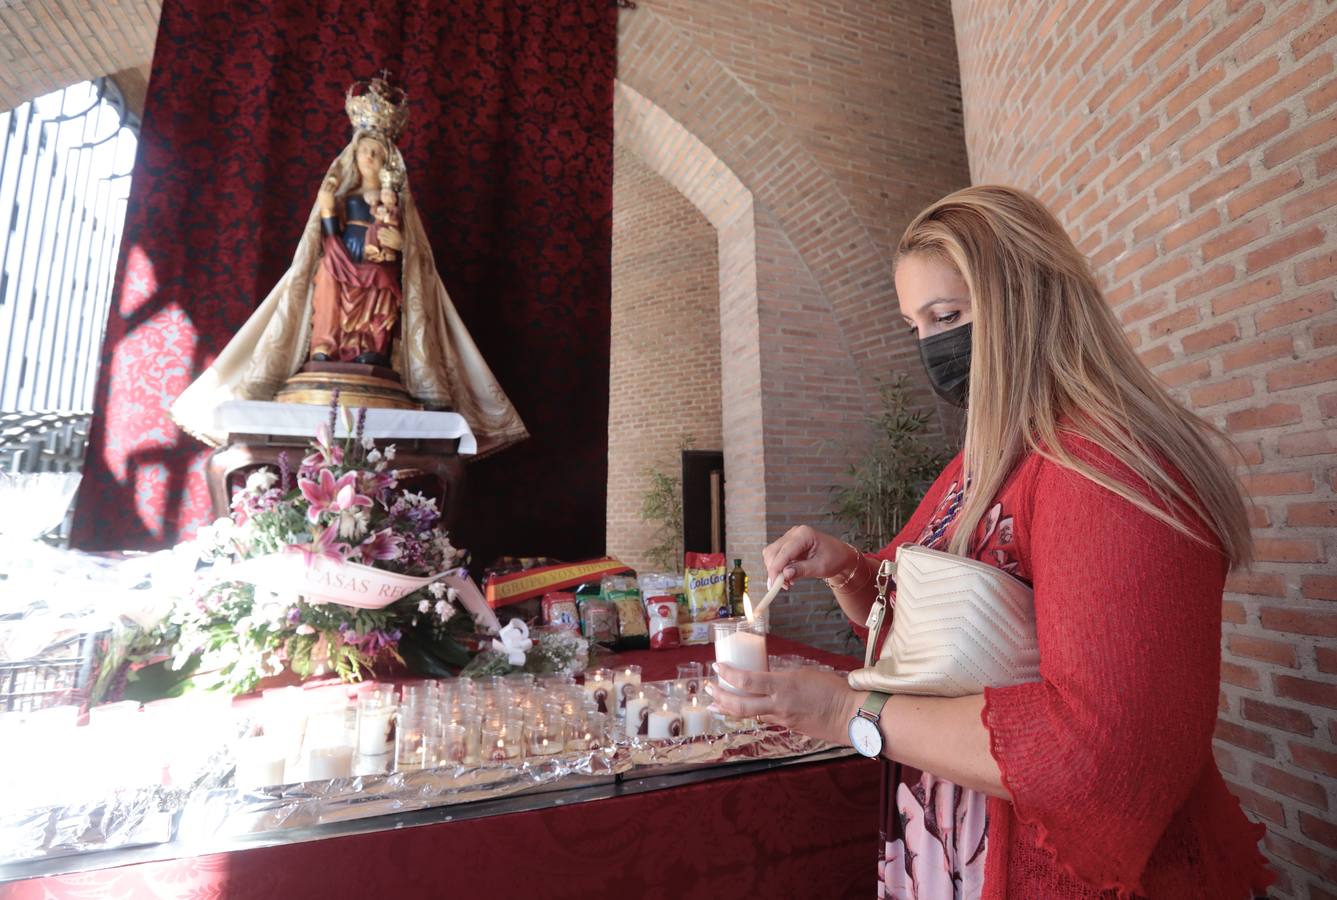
[898, 185, 1252, 568]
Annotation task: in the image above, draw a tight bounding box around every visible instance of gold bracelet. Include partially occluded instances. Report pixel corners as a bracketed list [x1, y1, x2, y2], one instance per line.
[824, 544, 868, 590]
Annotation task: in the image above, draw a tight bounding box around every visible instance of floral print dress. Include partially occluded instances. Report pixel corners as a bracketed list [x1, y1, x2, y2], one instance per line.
[877, 477, 1024, 900]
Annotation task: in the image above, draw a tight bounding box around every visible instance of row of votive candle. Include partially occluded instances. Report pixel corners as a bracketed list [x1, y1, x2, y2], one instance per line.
[235, 674, 617, 790]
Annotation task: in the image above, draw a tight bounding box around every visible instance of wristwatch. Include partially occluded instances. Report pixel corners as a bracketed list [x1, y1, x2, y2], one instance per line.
[848, 691, 890, 758]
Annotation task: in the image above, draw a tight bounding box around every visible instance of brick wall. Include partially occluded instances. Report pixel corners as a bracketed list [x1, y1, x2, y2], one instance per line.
[608, 146, 722, 574]
[615, 3, 971, 649]
[951, 2, 1337, 895]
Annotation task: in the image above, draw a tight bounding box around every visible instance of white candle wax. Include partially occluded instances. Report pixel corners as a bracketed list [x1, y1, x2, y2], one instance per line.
[714, 630, 768, 694]
[357, 705, 397, 756]
[306, 745, 354, 780]
[235, 736, 286, 790]
[583, 678, 614, 716]
[683, 699, 711, 737]
[612, 670, 641, 714]
[647, 705, 683, 739]
[623, 693, 651, 737]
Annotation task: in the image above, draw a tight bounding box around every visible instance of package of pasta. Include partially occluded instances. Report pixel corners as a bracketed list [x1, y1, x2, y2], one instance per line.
[639, 572, 683, 650]
[683, 552, 728, 645]
[602, 574, 648, 650]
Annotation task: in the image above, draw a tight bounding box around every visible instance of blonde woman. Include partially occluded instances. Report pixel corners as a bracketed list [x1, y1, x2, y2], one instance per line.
[708, 186, 1273, 898]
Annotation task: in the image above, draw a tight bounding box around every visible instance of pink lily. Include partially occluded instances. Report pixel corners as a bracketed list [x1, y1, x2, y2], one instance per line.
[359, 528, 403, 562]
[301, 422, 345, 469]
[286, 525, 351, 567]
[299, 470, 371, 523]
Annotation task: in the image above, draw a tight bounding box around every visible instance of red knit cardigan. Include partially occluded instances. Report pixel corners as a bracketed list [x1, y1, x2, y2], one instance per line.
[867, 438, 1273, 898]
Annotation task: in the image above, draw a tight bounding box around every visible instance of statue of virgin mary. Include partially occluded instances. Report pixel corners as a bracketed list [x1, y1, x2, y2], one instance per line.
[170, 74, 528, 457]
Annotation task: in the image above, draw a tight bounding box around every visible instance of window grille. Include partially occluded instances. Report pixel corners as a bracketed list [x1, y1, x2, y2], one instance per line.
[0, 78, 137, 417]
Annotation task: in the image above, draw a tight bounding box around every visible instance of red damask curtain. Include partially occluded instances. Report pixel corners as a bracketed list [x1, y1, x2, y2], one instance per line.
[71, 0, 615, 566]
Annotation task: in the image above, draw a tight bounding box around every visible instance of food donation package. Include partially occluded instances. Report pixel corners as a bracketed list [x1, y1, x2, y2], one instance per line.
[602, 574, 648, 650]
[639, 572, 684, 649]
[682, 552, 729, 645]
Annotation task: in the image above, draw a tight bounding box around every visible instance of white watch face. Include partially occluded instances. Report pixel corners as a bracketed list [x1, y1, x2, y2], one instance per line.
[849, 714, 882, 758]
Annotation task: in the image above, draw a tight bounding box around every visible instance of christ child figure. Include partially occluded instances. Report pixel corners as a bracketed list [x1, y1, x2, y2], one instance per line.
[364, 180, 403, 263]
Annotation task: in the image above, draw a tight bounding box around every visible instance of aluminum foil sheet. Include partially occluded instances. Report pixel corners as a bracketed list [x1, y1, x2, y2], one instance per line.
[620, 724, 838, 775]
[1, 724, 838, 868]
[178, 746, 629, 840]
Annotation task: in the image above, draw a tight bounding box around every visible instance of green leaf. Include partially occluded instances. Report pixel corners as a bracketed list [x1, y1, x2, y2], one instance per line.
[121, 654, 203, 702]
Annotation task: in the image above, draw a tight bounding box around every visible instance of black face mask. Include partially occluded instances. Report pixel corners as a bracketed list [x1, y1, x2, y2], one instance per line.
[918, 322, 972, 408]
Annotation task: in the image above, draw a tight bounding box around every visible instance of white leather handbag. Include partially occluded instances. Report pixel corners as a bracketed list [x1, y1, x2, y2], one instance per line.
[847, 543, 1041, 697]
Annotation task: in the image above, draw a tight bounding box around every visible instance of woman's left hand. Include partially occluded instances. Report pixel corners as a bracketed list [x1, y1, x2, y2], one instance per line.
[707, 663, 864, 747]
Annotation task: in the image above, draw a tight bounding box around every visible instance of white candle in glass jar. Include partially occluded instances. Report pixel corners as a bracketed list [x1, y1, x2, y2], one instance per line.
[306, 745, 354, 780]
[713, 620, 768, 694]
[357, 702, 397, 756]
[234, 736, 287, 789]
[582, 670, 614, 716]
[682, 696, 711, 737]
[647, 703, 683, 739]
[623, 691, 651, 737]
[612, 666, 642, 715]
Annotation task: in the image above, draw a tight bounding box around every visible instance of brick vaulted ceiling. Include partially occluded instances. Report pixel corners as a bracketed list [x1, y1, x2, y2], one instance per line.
[0, 0, 161, 114]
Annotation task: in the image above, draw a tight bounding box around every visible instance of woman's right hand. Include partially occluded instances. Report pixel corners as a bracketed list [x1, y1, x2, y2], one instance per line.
[763, 525, 859, 590]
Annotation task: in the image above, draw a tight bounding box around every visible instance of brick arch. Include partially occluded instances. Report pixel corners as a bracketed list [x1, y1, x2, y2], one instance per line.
[0, 3, 158, 113]
[616, 5, 923, 399]
[613, 78, 770, 582]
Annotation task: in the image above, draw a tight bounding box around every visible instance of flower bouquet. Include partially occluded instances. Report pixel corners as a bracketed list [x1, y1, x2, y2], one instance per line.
[161, 401, 496, 695]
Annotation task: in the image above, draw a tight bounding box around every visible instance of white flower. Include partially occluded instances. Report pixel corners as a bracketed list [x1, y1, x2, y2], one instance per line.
[418, 599, 431, 613]
[295, 623, 315, 635]
[366, 449, 383, 465]
[361, 435, 376, 451]
[338, 506, 369, 540]
[435, 600, 454, 621]
[447, 587, 460, 603]
[427, 581, 447, 599]
[383, 445, 396, 461]
[246, 469, 278, 494]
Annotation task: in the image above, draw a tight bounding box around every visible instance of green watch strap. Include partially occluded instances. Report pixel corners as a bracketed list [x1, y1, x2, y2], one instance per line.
[859, 691, 891, 721]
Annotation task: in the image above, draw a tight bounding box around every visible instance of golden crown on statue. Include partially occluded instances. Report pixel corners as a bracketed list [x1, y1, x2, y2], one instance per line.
[345, 71, 410, 142]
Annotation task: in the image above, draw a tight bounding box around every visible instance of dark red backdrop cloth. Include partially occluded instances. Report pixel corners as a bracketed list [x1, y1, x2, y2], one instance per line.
[70, 0, 616, 567]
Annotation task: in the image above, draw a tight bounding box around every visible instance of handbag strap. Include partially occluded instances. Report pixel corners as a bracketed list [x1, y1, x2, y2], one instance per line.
[863, 558, 897, 667]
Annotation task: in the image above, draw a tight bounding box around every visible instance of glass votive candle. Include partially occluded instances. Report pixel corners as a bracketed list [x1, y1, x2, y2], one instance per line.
[539, 673, 576, 690]
[234, 735, 287, 790]
[675, 661, 704, 695]
[647, 700, 683, 739]
[396, 708, 431, 771]
[713, 618, 768, 694]
[461, 713, 483, 765]
[357, 697, 398, 757]
[612, 665, 642, 716]
[582, 668, 614, 715]
[307, 744, 355, 780]
[526, 716, 564, 757]
[622, 686, 654, 737]
[481, 724, 522, 763]
[566, 710, 610, 751]
[682, 694, 712, 737]
[441, 722, 469, 765]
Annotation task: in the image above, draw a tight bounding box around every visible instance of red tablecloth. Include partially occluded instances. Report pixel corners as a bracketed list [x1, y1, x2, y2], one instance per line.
[1, 638, 882, 900]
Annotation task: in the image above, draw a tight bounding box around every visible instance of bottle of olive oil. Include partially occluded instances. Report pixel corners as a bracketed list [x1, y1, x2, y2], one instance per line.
[727, 558, 748, 617]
